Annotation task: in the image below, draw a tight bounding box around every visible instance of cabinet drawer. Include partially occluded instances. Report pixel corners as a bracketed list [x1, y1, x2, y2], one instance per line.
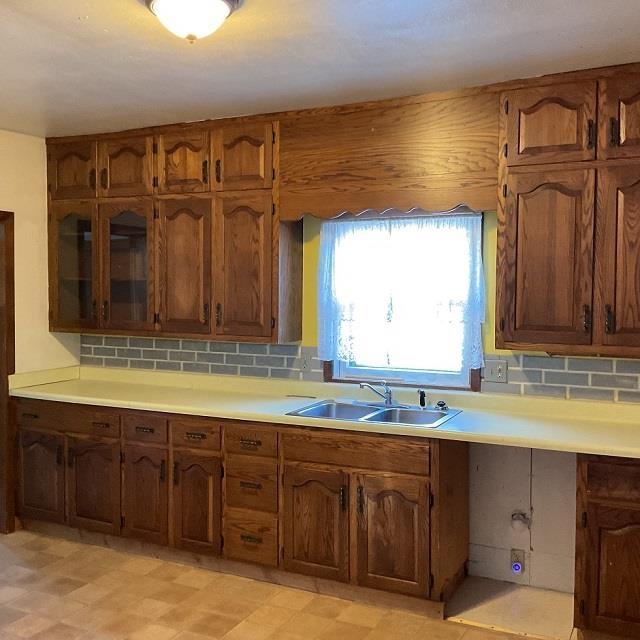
[122, 413, 168, 444]
[16, 399, 120, 438]
[586, 458, 640, 502]
[282, 431, 430, 476]
[223, 508, 278, 567]
[171, 419, 221, 451]
[224, 424, 277, 458]
[225, 455, 278, 513]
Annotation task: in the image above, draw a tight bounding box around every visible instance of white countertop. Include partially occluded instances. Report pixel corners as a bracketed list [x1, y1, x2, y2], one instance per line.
[9, 367, 640, 459]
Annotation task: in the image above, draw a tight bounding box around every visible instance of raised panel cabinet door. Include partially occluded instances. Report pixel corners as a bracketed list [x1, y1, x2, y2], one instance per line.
[67, 437, 120, 535]
[97, 136, 154, 197]
[172, 451, 222, 555]
[599, 74, 640, 159]
[498, 169, 596, 346]
[122, 445, 168, 545]
[157, 132, 210, 194]
[283, 464, 349, 582]
[503, 82, 596, 166]
[354, 474, 430, 597]
[578, 503, 640, 637]
[213, 192, 273, 338]
[213, 123, 273, 191]
[49, 201, 99, 330]
[18, 430, 65, 524]
[158, 198, 212, 334]
[99, 199, 155, 331]
[47, 141, 97, 200]
[594, 166, 640, 348]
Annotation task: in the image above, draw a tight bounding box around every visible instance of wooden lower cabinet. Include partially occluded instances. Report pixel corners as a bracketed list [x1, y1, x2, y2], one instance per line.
[67, 436, 120, 535]
[576, 455, 640, 637]
[283, 464, 350, 582]
[18, 429, 65, 524]
[354, 473, 430, 597]
[122, 445, 168, 545]
[172, 450, 222, 554]
[223, 508, 278, 567]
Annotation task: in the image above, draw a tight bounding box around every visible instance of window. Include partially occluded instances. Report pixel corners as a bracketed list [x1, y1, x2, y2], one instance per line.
[317, 212, 485, 388]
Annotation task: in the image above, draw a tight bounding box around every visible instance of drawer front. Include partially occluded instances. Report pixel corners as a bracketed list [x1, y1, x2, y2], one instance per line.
[223, 508, 278, 567]
[225, 455, 278, 513]
[224, 424, 277, 458]
[171, 419, 221, 451]
[16, 399, 120, 438]
[586, 459, 640, 502]
[122, 413, 168, 444]
[282, 431, 430, 476]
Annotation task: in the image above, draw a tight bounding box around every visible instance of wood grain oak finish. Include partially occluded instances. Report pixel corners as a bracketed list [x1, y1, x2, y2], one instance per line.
[47, 141, 97, 200]
[97, 136, 154, 198]
[223, 507, 279, 567]
[599, 74, 640, 160]
[157, 131, 210, 194]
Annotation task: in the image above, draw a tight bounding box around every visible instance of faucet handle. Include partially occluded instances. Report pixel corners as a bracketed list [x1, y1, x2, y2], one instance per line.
[418, 389, 427, 408]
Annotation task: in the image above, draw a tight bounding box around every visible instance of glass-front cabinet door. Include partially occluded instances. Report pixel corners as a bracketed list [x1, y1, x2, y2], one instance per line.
[49, 201, 99, 330]
[99, 199, 154, 331]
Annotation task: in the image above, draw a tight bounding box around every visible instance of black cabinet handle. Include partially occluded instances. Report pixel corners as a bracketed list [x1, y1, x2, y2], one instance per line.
[240, 438, 261, 450]
[136, 426, 155, 434]
[56, 445, 64, 467]
[605, 304, 615, 334]
[92, 300, 98, 321]
[67, 448, 75, 469]
[89, 168, 96, 190]
[240, 534, 262, 544]
[203, 303, 210, 324]
[186, 432, 206, 441]
[22, 413, 39, 420]
[215, 303, 222, 327]
[92, 422, 111, 430]
[202, 160, 209, 184]
[102, 301, 109, 322]
[240, 481, 262, 491]
[339, 485, 347, 511]
[215, 159, 221, 183]
[173, 462, 179, 486]
[587, 120, 595, 149]
[583, 304, 592, 333]
[160, 460, 166, 482]
[357, 486, 365, 514]
[100, 168, 108, 190]
[610, 117, 620, 147]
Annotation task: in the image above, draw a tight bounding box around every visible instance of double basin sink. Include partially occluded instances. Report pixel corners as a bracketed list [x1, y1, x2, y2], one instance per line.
[287, 400, 460, 429]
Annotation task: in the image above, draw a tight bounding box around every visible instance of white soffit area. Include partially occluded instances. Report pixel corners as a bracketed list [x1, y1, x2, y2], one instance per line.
[1, 0, 640, 137]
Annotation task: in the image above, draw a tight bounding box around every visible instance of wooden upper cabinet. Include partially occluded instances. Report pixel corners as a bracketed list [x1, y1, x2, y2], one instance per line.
[49, 200, 99, 331]
[122, 445, 168, 545]
[157, 132, 210, 194]
[172, 450, 222, 555]
[599, 74, 640, 159]
[18, 430, 65, 524]
[503, 82, 597, 166]
[594, 166, 640, 348]
[283, 464, 349, 582]
[97, 136, 154, 197]
[66, 436, 120, 535]
[213, 191, 273, 339]
[498, 169, 595, 346]
[213, 123, 273, 191]
[158, 198, 212, 334]
[354, 474, 430, 597]
[99, 199, 155, 331]
[48, 141, 97, 200]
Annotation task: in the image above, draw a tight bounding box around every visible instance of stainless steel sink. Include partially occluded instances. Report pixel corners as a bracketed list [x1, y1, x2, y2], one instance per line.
[287, 400, 459, 429]
[363, 407, 458, 427]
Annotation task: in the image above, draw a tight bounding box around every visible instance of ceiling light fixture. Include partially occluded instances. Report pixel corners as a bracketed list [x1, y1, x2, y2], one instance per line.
[146, 0, 239, 42]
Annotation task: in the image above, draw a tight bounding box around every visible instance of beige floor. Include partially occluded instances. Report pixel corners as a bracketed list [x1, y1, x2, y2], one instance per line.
[0, 530, 524, 640]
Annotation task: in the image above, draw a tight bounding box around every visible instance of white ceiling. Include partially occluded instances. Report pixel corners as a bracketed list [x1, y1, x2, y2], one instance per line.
[2, 0, 640, 137]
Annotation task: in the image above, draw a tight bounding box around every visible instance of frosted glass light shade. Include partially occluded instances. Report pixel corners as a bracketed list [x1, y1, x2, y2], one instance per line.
[147, 0, 234, 41]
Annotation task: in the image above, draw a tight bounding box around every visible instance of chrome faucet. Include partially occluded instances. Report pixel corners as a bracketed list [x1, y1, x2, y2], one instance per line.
[360, 381, 394, 407]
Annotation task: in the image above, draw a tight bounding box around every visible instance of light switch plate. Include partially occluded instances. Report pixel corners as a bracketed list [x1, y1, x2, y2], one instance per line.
[484, 359, 508, 383]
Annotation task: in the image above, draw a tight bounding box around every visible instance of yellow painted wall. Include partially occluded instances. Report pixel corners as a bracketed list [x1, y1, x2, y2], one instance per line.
[0, 130, 79, 373]
[302, 212, 505, 356]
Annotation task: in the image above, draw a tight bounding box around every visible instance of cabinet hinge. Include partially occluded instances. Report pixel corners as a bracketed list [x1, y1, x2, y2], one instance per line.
[503, 143, 508, 158]
[271, 317, 276, 330]
[221, 535, 224, 550]
[120, 515, 125, 528]
[272, 168, 276, 180]
[579, 599, 585, 616]
[581, 511, 588, 528]
[502, 184, 507, 198]
[429, 493, 434, 509]
[153, 176, 159, 188]
[221, 465, 224, 479]
[154, 312, 160, 324]
[153, 207, 159, 220]
[120, 451, 125, 463]
[504, 99, 509, 114]
[152, 142, 158, 154]
[272, 130, 276, 144]
[429, 574, 435, 591]
[272, 203, 276, 216]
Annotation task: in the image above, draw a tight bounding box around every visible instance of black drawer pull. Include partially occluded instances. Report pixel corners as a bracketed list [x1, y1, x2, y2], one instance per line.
[136, 426, 155, 434]
[22, 413, 39, 420]
[240, 534, 262, 545]
[92, 422, 111, 429]
[186, 432, 206, 441]
[240, 438, 262, 450]
[240, 481, 262, 491]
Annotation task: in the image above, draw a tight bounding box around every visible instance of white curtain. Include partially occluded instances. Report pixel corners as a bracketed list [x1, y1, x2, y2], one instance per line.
[317, 213, 485, 386]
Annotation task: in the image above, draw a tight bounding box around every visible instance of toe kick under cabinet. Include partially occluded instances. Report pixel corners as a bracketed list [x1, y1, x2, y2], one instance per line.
[13, 397, 469, 603]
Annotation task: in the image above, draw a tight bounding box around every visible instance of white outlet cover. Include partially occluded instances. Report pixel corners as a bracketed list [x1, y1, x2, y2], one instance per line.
[484, 360, 508, 383]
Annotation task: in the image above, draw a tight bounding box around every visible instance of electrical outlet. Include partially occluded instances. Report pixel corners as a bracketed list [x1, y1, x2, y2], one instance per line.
[511, 548, 526, 575]
[484, 359, 508, 383]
